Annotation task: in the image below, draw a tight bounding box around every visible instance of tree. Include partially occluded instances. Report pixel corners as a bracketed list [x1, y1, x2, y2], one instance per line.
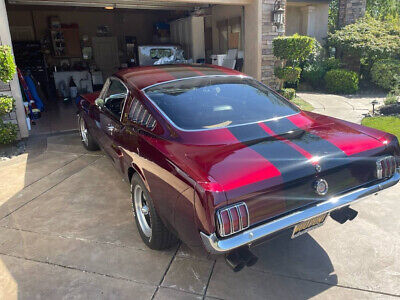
[366, 0, 400, 21]
[328, 15, 400, 62]
[273, 34, 316, 88]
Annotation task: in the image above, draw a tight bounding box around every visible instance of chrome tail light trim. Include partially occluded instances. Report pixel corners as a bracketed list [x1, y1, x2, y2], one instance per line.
[376, 156, 396, 179]
[216, 203, 250, 237]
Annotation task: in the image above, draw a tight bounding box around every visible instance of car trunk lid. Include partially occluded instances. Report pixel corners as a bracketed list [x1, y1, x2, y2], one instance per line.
[180, 112, 387, 227]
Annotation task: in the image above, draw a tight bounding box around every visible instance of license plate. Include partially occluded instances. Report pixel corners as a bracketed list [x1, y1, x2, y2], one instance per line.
[291, 213, 328, 239]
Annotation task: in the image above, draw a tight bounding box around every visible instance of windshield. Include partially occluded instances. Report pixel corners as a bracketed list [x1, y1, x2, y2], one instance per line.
[144, 76, 300, 130]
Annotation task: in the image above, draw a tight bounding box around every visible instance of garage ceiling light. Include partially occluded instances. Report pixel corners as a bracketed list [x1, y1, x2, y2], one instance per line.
[104, 4, 115, 9]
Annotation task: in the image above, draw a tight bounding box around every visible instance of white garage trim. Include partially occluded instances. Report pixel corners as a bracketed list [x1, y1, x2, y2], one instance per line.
[8, 0, 253, 9]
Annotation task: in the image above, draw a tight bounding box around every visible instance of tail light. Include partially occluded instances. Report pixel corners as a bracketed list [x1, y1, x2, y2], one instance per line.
[376, 156, 396, 179]
[216, 203, 249, 237]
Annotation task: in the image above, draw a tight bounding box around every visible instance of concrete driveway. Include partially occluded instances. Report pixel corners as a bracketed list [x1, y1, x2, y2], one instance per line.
[0, 112, 399, 299]
[297, 92, 386, 123]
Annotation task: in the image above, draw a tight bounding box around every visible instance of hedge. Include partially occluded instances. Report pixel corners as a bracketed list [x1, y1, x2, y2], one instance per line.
[0, 45, 16, 83]
[273, 34, 316, 65]
[0, 122, 18, 144]
[279, 88, 296, 100]
[302, 58, 342, 89]
[274, 66, 301, 84]
[0, 96, 15, 115]
[324, 69, 359, 94]
[370, 59, 400, 90]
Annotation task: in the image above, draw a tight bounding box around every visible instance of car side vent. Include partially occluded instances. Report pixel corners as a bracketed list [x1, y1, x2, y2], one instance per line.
[216, 203, 249, 237]
[376, 156, 396, 179]
[129, 99, 157, 130]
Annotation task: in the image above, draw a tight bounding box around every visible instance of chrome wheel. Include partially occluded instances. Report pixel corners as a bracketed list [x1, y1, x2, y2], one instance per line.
[134, 184, 152, 238]
[80, 117, 88, 146]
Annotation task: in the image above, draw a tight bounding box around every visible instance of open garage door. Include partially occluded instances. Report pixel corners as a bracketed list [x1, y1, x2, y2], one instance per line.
[5, 0, 247, 136]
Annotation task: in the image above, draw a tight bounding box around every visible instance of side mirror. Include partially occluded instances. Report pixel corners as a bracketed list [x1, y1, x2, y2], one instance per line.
[95, 98, 105, 108]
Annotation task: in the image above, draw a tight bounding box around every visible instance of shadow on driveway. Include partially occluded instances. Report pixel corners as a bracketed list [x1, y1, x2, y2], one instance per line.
[0, 133, 396, 299]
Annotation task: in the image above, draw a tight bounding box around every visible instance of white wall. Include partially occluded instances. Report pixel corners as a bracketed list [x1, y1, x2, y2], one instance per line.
[286, 3, 329, 43]
[244, 0, 261, 80]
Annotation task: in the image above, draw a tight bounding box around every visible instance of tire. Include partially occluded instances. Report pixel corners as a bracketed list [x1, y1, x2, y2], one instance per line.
[131, 173, 177, 250]
[79, 114, 99, 151]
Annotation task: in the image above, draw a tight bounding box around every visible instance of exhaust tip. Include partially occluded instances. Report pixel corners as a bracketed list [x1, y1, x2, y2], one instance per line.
[330, 206, 358, 224]
[238, 247, 258, 267]
[225, 247, 259, 272]
[225, 251, 246, 272]
[346, 207, 358, 220]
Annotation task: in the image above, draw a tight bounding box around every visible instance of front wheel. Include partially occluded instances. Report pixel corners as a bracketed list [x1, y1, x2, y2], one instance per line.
[131, 173, 177, 250]
[79, 114, 99, 151]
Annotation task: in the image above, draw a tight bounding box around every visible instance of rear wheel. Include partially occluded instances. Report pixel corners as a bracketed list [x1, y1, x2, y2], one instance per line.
[131, 173, 177, 250]
[79, 115, 99, 151]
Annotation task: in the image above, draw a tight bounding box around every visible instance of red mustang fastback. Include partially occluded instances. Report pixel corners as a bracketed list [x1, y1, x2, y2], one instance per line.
[78, 64, 399, 271]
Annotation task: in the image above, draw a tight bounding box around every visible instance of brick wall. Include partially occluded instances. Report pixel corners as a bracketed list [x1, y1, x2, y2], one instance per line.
[338, 0, 367, 28]
[261, 0, 286, 89]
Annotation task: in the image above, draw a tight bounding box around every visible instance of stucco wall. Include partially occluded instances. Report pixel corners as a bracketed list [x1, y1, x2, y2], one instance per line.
[244, 0, 261, 80]
[286, 3, 329, 43]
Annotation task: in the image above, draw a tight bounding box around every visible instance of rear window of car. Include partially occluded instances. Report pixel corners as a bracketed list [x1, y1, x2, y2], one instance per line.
[144, 76, 300, 130]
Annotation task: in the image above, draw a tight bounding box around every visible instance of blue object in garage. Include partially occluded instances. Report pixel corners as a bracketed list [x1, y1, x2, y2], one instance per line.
[24, 75, 44, 111]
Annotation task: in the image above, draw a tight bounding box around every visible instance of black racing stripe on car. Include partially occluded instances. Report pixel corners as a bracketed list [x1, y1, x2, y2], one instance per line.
[267, 118, 349, 170]
[229, 124, 316, 182]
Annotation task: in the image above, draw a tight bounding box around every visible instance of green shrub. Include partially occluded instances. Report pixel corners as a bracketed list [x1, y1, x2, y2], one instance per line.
[0, 122, 18, 144]
[274, 66, 301, 84]
[302, 58, 342, 89]
[0, 46, 16, 83]
[305, 40, 324, 64]
[302, 65, 326, 89]
[370, 59, 400, 90]
[321, 58, 342, 71]
[0, 96, 15, 115]
[328, 15, 400, 62]
[273, 34, 316, 65]
[384, 93, 398, 105]
[324, 69, 359, 94]
[279, 88, 296, 100]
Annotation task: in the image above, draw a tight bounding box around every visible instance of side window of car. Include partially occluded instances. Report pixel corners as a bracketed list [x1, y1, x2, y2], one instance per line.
[129, 98, 157, 130]
[103, 78, 128, 119]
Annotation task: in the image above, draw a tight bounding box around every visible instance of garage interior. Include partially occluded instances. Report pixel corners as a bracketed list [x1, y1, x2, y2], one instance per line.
[5, 0, 245, 136]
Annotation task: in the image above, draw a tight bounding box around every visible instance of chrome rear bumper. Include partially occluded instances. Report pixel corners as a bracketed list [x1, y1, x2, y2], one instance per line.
[200, 172, 400, 254]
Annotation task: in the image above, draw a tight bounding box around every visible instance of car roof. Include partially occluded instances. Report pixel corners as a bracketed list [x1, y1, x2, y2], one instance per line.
[115, 64, 244, 90]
